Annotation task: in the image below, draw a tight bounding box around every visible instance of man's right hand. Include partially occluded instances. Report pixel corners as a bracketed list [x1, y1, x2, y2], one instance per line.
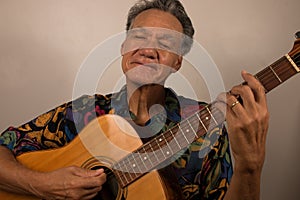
[31, 166, 107, 200]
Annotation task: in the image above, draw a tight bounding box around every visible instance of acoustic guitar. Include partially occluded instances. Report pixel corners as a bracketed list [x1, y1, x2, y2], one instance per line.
[0, 33, 299, 200]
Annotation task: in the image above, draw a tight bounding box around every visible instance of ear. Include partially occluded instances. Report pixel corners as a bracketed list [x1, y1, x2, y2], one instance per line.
[120, 42, 125, 56]
[173, 56, 183, 72]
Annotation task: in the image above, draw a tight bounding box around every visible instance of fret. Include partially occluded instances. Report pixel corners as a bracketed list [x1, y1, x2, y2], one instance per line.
[199, 108, 212, 131]
[141, 146, 154, 168]
[178, 125, 191, 145]
[276, 58, 298, 82]
[123, 158, 136, 181]
[179, 119, 197, 142]
[205, 106, 218, 126]
[131, 153, 143, 173]
[209, 104, 225, 125]
[148, 143, 160, 165]
[135, 145, 158, 172]
[162, 133, 174, 156]
[269, 65, 282, 83]
[286, 54, 300, 72]
[196, 112, 208, 132]
[154, 138, 167, 160]
[125, 155, 136, 174]
[109, 37, 300, 189]
[113, 163, 126, 187]
[138, 146, 154, 171]
[169, 129, 182, 150]
[256, 57, 287, 92]
[118, 160, 131, 184]
[186, 118, 198, 138]
[163, 129, 181, 153]
[136, 152, 148, 173]
[255, 55, 300, 94]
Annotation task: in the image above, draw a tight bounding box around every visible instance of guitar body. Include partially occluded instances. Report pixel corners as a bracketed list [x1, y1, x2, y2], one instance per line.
[0, 115, 178, 200]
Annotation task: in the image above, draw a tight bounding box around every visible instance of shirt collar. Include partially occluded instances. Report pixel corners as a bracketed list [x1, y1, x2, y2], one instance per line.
[110, 85, 182, 124]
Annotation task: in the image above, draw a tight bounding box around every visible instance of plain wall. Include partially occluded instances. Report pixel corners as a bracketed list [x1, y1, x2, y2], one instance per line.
[0, 0, 299, 199]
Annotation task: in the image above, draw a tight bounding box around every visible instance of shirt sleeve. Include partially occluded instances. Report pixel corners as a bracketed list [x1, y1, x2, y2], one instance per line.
[0, 94, 110, 156]
[0, 100, 75, 156]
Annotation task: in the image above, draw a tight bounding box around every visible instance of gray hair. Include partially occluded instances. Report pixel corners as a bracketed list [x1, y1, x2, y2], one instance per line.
[126, 0, 194, 55]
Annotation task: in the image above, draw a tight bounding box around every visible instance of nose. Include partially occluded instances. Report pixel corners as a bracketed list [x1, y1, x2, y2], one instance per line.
[138, 48, 158, 60]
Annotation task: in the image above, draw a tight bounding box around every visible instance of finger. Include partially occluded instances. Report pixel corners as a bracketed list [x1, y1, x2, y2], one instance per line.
[75, 167, 105, 178]
[88, 168, 105, 177]
[226, 92, 251, 118]
[230, 84, 256, 111]
[241, 70, 267, 106]
[82, 173, 107, 189]
[213, 93, 227, 115]
[71, 174, 106, 199]
[214, 92, 246, 121]
[215, 92, 240, 109]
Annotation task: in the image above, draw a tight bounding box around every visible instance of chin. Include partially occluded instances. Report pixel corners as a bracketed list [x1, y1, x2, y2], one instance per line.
[127, 76, 165, 88]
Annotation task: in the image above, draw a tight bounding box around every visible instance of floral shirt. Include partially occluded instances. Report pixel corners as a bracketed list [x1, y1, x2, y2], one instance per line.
[0, 86, 232, 199]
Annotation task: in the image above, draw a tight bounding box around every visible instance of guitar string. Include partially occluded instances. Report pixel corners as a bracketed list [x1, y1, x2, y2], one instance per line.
[250, 48, 300, 87]
[254, 57, 292, 91]
[112, 109, 212, 185]
[112, 93, 237, 183]
[114, 58, 296, 183]
[77, 52, 300, 188]
[273, 55, 299, 80]
[257, 58, 284, 85]
[113, 79, 295, 185]
[111, 125, 183, 178]
[110, 122, 195, 183]
[107, 52, 300, 184]
[112, 62, 294, 185]
[108, 118, 204, 183]
[293, 52, 300, 65]
[124, 52, 300, 180]
[122, 117, 207, 168]
[257, 65, 282, 90]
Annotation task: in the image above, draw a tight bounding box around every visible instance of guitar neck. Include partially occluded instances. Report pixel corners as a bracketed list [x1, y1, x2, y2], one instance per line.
[254, 54, 299, 93]
[112, 39, 300, 188]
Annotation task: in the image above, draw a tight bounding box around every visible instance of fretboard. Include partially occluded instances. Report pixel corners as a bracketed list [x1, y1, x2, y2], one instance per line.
[255, 55, 299, 93]
[112, 50, 300, 188]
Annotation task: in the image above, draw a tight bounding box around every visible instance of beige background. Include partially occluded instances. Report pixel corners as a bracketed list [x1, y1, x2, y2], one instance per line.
[0, 0, 299, 199]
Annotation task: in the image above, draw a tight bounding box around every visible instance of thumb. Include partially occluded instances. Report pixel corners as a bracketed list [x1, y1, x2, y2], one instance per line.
[86, 168, 105, 177]
[76, 167, 105, 177]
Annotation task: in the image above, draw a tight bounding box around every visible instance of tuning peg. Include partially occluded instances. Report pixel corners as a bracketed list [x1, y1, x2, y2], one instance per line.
[295, 31, 300, 39]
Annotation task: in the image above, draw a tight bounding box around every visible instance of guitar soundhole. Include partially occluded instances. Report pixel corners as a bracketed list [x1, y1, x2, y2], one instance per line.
[91, 166, 124, 200]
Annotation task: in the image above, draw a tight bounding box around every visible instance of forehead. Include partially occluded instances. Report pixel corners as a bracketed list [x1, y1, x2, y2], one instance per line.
[131, 9, 183, 33]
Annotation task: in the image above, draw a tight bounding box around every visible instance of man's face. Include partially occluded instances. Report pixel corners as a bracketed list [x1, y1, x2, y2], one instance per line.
[121, 9, 184, 86]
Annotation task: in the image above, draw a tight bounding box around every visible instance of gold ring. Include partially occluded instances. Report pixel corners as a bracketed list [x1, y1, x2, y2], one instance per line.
[231, 100, 240, 108]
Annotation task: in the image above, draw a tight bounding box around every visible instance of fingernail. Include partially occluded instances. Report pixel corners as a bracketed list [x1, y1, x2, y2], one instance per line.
[97, 168, 104, 172]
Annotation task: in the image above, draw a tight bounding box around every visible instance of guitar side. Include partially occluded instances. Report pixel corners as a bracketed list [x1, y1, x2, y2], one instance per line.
[0, 115, 172, 200]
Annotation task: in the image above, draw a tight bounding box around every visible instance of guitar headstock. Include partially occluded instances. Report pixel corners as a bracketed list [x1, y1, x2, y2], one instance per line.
[293, 31, 300, 49]
[287, 31, 300, 72]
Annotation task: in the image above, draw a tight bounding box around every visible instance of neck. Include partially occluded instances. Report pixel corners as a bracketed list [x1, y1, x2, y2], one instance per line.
[126, 82, 166, 125]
